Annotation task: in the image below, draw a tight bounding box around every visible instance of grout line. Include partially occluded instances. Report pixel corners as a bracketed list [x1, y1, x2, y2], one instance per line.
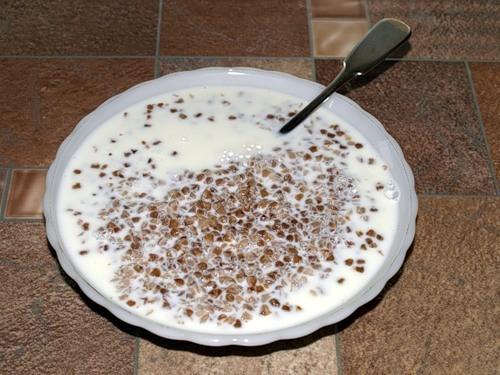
[334, 325, 344, 375]
[313, 16, 371, 22]
[3, 168, 14, 221]
[464, 61, 500, 195]
[9, 166, 49, 171]
[0, 168, 12, 221]
[2, 217, 44, 222]
[0, 55, 498, 64]
[386, 56, 466, 63]
[0, 161, 14, 168]
[304, 0, 316, 77]
[316, 56, 500, 64]
[133, 336, 140, 375]
[313, 56, 348, 61]
[363, 0, 372, 26]
[154, 0, 164, 78]
[0, 55, 314, 60]
[305, 0, 315, 59]
[386, 57, 500, 64]
[460, 59, 500, 64]
[418, 193, 500, 198]
[158, 55, 315, 60]
[0, 55, 156, 59]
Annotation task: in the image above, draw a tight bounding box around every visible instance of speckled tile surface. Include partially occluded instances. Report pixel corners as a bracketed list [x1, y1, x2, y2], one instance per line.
[338, 196, 500, 375]
[366, 0, 500, 60]
[138, 327, 337, 375]
[316, 60, 495, 194]
[159, 57, 314, 80]
[0, 60, 33, 166]
[0, 0, 158, 55]
[160, 0, 310, 57]
[5, 169, 46, 218]
[0, 222, 136, 374]
[0, 59, 154, 167]
[0, 220, 55, 268]
[311, 0, 365, 18]
[470, 63, 500, 183]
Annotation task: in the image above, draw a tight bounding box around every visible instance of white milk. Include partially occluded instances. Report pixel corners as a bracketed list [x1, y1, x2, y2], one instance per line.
[58, 86, 399, 334]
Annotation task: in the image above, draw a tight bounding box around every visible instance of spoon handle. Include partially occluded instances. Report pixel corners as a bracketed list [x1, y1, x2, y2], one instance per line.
[279, 18, 411, 134]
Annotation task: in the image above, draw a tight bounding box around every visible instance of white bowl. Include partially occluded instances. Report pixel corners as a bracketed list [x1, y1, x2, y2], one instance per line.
[44, 67, 417, 346]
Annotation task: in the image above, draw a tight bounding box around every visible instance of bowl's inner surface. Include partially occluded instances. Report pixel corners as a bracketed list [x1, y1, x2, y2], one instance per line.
[45, 68, 416, 345]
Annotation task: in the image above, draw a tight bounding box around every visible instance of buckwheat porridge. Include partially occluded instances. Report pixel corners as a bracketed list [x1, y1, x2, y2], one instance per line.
[58, 86, 400, 333]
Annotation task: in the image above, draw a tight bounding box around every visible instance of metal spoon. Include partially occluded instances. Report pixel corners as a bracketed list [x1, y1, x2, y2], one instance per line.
[279, 18, 411, 134]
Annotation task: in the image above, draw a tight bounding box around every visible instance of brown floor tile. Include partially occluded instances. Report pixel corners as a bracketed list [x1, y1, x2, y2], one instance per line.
[0, 60, 33, 166]
[0, 222, 136, 374]
[0, 1, 158, 55]
[470, 63, 500, 182]
[0, 58, 154, 167]
[138, 329, 337, 375]
[338, 196, 500, 375]
[315, 60, 495, 194]
[160, 0, 310, 57]
[311, 0, 365, 18]
[366, 0, 500, 60]
[159, 57, 314, 80]
[5, 169, 46, 218]
[0, 169, 7, 213]
[312, 20, 368, 57]
[0, 220, 54, 268]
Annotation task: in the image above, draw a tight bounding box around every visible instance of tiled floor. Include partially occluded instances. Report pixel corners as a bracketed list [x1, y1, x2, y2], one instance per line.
[0, 223, 136, 374]
[160, 0, 310, 57]
[0, 59, 154, 166]
[312, 19, 369, 57]
[470, 63, 500, 180]
[315, 60, 495, 194]
[4, 169, 46, 218]
[139, 330, 337, 375]
[0, 1, 159, 55]
[159, 57, 314, 80]
[366, 0, 500, 60]
[310, 0, 369, 57]
[338, 197, 500, 374]
[1, 1, 499, 374]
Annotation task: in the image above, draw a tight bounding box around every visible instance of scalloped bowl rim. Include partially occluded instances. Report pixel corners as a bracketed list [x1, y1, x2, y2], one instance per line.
[44, 67, 417, 346]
